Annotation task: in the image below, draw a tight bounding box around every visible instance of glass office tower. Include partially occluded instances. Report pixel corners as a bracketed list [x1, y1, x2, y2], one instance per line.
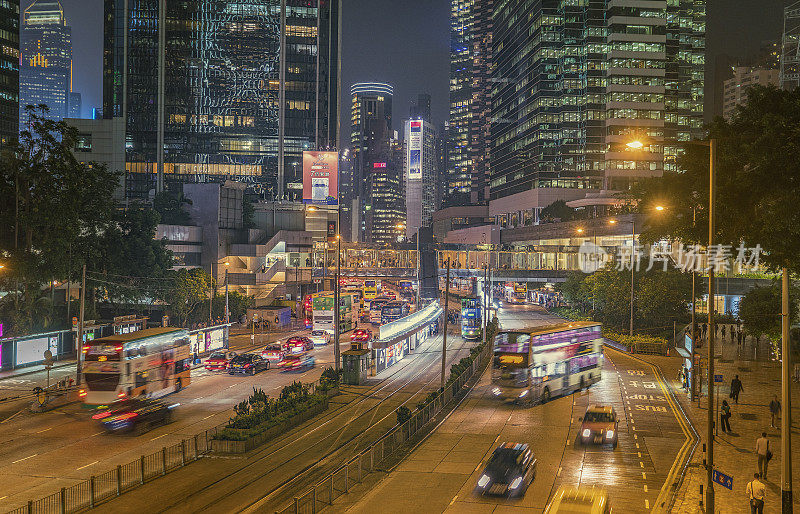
[0, 0, 19, 147]
[103, 0, 339, 200]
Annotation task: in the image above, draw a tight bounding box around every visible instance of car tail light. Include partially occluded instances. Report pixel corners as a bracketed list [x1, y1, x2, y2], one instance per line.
[92, 411, 112, 420]
[81, 345, 90, 355]
[115, 345, 123, 352]
[244, 363, 252, 368]
[117, 391, 126, 399]
[114, 412, 138, 421]
[78, 389, 87, 397]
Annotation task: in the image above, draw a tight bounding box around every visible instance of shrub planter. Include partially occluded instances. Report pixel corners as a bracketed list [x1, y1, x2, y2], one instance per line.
[211, 397, 329, 454]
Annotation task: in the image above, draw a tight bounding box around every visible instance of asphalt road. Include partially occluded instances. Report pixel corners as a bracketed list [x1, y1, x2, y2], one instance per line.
[342, 308, 694, 513]
[0, 324, 326, 510]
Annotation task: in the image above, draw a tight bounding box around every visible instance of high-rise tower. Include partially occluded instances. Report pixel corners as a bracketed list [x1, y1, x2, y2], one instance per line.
[0, 0, 19, 147]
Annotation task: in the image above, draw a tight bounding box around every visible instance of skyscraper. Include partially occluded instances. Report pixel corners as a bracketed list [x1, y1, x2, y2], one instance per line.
[489, 0, 704, 226]
[0, 0, 19, 147]
[19, 0, 74, 125]
[405, 119, 436, 240]
[103, 0, 339, 200]
[346, 82, 393, 241]
[447, 0, 492, 207]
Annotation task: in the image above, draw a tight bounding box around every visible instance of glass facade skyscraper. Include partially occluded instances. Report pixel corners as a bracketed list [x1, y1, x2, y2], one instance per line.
[104, 0, 339, 200]
[447, 0, 492, 207]
[489, 0, 704, 217]
[0, 0, 19, 147]
[19, 0, 73, 126]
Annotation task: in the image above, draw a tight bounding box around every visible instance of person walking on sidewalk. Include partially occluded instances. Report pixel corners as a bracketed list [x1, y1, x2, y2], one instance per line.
[747, 472, 766, 514]
[721, 400, 732, 433]
[730, 375, 743, 404]
[756, 432, 771, 479]
[730, 326, 736, 342]
[721, 324, 726, 339]
[769, 395, 781, 428]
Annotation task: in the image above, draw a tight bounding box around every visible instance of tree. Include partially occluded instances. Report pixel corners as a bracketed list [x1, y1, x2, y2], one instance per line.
[153, 190, 193, 226]
[165, 268, 212, 327]
[739, 283, 799, 343]
[539, 200, 576, 223]
[0, 106, 120, 334]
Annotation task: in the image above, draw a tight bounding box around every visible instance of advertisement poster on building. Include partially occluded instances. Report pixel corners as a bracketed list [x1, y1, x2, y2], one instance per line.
[303, 151, 339, 205]
[407, 121, 422, 180]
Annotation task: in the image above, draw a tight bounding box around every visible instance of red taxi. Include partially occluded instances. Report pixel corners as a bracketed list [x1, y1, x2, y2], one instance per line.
[284, 336, 313, 354]
[205, 351, 236, 371]
[260, 343, 285, 365]
[351, 328, 373, 343]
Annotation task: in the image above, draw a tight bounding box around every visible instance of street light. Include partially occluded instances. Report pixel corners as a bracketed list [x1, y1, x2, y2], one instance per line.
[224, 261, 230, 325]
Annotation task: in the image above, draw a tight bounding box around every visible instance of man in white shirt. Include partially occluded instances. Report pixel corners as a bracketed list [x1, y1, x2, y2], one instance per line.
[746, 472, 766, 514]
[755, 432, 770, 479]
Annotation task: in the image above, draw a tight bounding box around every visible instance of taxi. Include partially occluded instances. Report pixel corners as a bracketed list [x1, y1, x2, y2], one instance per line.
[544, 486, 611, 513]
[579, 405, 619, 448]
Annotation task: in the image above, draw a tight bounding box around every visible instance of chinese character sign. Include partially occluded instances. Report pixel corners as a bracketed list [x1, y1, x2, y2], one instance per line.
[303, 151, 339, 205]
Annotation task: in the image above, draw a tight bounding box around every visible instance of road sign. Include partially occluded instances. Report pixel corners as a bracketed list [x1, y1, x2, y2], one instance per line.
[712, 469, 733, 490]
[714, 374, 723, 383]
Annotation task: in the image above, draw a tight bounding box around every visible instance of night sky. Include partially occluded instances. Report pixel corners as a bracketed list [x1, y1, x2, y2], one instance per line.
[32, 0, 791, 129]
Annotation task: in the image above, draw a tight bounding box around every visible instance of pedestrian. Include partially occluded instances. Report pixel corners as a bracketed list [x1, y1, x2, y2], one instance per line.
[769, 395, 781, 428]
[755, 432, 771, 479]
[746, 472, 765, 514]
[738, 331, 743, 347]
[721, 400, 732, 432]
[721, 324, 726, 339]
[730, 374, 743, 404]
[715, 323, 719, 336]
[730, 326, 736, 342]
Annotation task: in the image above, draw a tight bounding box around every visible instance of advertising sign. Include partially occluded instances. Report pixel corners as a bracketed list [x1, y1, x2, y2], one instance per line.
[303, 151, 339, 205]
[207, 328, 225, 352]
[373, 162, 387, 169]
[327, 221, 337, 242]
[407, 120, 422, 179]
[313, 295, 336, 332]
[16, 335, 58, 366]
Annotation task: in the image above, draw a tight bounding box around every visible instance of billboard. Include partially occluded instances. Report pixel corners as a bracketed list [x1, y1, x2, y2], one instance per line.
[303, 151, 339, 205]
[407, 120, 422, 180]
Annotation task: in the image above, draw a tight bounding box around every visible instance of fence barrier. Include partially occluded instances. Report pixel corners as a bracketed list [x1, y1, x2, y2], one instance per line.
[273, 340, 493, 514]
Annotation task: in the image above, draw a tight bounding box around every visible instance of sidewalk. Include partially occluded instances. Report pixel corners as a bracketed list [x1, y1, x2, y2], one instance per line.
[639, 327, 800, 513]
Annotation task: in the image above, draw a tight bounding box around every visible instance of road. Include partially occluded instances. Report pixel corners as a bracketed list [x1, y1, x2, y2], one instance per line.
[0, 324, 325, 510]
[343, 306, 694, 513]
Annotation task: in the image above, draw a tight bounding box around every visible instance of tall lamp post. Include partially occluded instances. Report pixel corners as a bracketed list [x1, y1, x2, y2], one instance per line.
[224, 261, 230, 324]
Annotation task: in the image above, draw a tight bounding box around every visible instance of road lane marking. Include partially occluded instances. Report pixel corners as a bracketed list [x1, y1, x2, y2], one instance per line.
[150, 433, 169, 441]
[0, 496, 6, 500]
[76, 461, 98, 471]
[645, 499, 650, 509]
[638, 452, 642, 458]
[557, 466, 562, 477]
[12, 454, 37, 464]
[640, 461, 644, 468]
[636, 442, 640, 449]
[202, 414, 215, 420]
[644, 485, 648, 493]
[642, 472, 647, 479]
[36, 427, 52, 433]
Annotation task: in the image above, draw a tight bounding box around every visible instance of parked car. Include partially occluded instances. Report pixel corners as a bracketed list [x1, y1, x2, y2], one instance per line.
[285, 336, 314, 353]
[260, 343, 285, 365]
[544, 486, 611, 513]
[92, 398, 174, 433]
[475, 442, 537, 497]
[280, 352, 315, 370]
[228, 353, 269, 375]
[205, 351, 236, 371]
[309, 330, 331, 347]
[579, 405, 619, 448]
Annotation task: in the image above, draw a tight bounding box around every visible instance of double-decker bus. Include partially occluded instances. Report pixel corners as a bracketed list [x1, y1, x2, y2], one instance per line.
[80, 328, 192, 405]
[460, 297, 482, 340]
[399, 280, 413, 294]
[363, 280, 378, 300]
[312, 292, 358, 333]
[381, 301, 410, 325]
[491, 322, 602, 404]
[504, 283, 527, 304]
[369, 296, 392, 324]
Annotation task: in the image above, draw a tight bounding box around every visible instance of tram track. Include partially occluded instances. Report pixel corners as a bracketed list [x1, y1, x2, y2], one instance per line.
[137, 331, 473, 514]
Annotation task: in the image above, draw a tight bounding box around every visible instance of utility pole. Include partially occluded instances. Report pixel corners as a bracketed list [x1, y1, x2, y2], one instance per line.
[690, 207, 697, 401]
[441, 258, 450, 390]
[334, 234, 341, 373]
[781, 266, 793, 511]
[224, 264, 229, 325]
[208, 264, 214, 324]
[706, 138, 717, 512]
[629, 219, 635, 336]
[77, 264, 86, 387]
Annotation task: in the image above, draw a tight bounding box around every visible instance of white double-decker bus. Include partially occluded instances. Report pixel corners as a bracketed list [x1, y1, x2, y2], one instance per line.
[491, 321, 603, 404]
[79, 327, 192, 405]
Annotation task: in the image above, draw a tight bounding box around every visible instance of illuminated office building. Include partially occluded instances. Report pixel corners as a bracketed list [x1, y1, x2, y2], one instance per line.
[19, 0, 74, 125]
[0, 0, 19, 146]
[447, 0, 492, 207]
[404, 118, 437, 240]
[346, 82, 393, 241]
[103, 0, 339, 200]
[489, 0, 704, 227]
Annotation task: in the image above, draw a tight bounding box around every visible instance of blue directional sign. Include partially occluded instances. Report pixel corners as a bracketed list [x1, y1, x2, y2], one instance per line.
[714, 374, 723, 383]
[712, 469, 733, 490]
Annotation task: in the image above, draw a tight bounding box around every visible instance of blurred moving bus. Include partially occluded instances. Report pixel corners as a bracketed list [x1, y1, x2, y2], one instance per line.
[491, 322, 602, 404]
[460, 297, 482, 340]
[80, 328, 192, 405]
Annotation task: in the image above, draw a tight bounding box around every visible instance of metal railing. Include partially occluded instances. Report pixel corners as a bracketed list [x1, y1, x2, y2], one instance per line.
[274, 341, 493, 514]
[6, 374, 335, 514]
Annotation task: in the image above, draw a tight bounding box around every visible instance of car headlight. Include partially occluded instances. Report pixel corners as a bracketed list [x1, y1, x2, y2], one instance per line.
[477, 474, 491, 488]
[492, 387, 501, 396]
[519, 390, 528, 398]
[582, 428, 591, 438]
[510, 477, 523, 489]
[606, 430, 615, 439]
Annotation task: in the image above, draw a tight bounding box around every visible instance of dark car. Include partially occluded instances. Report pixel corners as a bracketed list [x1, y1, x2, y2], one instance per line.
[228, 353, 269, 375]
[92, 398, 174, 433]
[285, 336, 313, 353]
[475, 443, 537, 497]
